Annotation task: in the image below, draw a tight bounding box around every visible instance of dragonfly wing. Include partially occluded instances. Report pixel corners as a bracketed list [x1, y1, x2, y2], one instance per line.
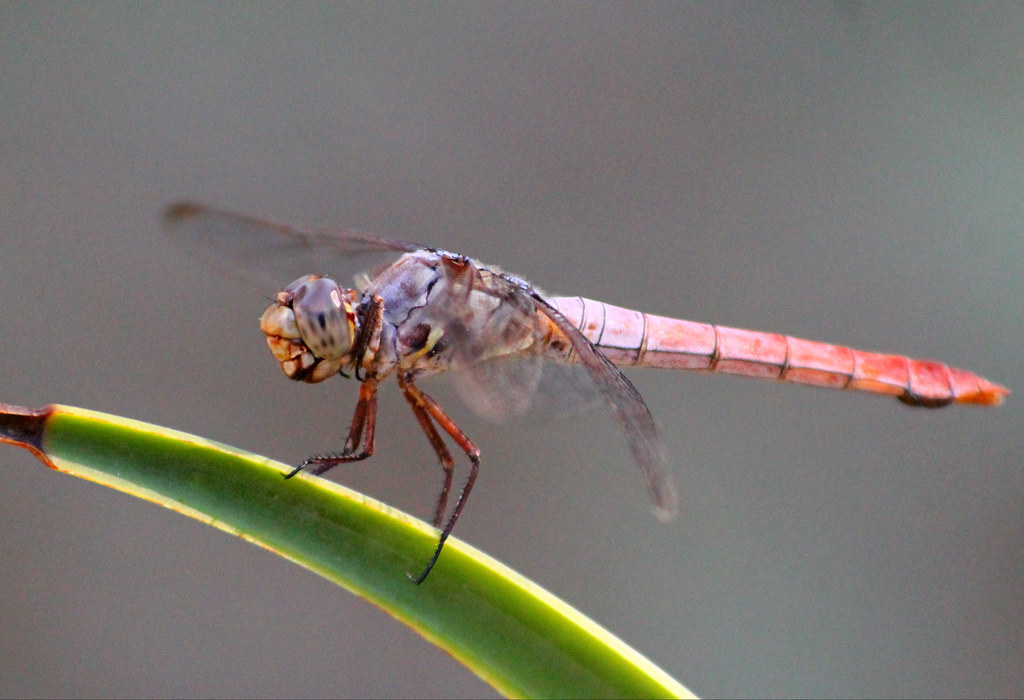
[417, 260, 548, 421]
[430, 266, 678, 519]
[453, 353, 544, 422]
[163, 202, 422, 286]
[457, 355, 613, 420]
[422, 264, 608, 422]
[530, 292, 679, 520]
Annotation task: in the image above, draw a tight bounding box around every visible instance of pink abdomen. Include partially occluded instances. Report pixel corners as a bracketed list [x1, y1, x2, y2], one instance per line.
[547, 296, 1008, 407]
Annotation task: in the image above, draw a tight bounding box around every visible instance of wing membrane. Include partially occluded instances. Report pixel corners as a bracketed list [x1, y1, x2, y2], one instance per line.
[163, 202, 421, 286]
[441, 267, 679, 519]
[531, 292, 679, 520]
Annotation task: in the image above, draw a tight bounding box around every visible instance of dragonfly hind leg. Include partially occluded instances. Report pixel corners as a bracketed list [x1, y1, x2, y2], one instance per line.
[399, 374, 480, 584]
[286, 377, 379, 478]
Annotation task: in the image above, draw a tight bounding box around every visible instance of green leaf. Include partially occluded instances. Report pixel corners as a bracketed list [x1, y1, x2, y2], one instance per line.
[0, 403, 694, 699]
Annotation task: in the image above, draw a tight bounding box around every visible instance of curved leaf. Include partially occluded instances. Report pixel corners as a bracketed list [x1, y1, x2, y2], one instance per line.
[0, 403, 694, 699]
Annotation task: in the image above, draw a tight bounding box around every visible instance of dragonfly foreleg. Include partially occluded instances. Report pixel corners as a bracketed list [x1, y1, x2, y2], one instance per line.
[352, 294, 384, 382]
[286, 377, 379, 478]
[398, 374, 480, 584]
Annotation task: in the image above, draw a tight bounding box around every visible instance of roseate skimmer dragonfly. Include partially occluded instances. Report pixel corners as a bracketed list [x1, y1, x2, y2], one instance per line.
[165, 203, 1009, 583]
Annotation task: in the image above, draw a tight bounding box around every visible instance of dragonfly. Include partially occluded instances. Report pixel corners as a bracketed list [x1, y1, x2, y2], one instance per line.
[164, 202, 1009, 583]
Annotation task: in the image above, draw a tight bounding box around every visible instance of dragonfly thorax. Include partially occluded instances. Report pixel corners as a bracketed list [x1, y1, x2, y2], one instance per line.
[259, 275, 359, 383]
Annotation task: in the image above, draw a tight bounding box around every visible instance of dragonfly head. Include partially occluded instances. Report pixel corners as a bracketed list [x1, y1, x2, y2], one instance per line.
[260, 275, 359, 383]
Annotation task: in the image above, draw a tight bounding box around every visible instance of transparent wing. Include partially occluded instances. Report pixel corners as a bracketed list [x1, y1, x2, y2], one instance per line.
[531, 292, 679, 521]
[453, 354, 607, 423]
[163, 202, 423, 286]
[453, 353, 544, 421]
[439, 268, 679, 520]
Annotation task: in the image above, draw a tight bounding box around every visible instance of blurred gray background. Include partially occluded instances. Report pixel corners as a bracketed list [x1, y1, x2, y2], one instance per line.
[2, 3, 1022, 697]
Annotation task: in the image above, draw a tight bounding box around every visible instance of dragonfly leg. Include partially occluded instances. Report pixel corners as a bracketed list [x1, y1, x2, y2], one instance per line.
[400, 384, 455, 527]
[398, 374, 480, 584]
[351, 294, 384, 382]
[286, 377, 379, 478]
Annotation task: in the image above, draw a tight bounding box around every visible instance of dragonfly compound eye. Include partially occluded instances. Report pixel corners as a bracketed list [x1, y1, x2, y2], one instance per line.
[259, 276, 357, 383]
[290, 276, 356, 361]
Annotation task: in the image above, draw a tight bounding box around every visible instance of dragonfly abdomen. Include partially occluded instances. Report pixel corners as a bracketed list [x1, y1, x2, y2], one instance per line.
[547, 296, 1009, 407]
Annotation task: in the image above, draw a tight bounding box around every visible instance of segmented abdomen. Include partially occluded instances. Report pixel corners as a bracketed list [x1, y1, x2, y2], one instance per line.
[547, 296, 1008, 407]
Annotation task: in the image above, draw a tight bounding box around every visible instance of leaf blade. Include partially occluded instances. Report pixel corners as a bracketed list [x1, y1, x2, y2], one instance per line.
[3, 404, 694, 699]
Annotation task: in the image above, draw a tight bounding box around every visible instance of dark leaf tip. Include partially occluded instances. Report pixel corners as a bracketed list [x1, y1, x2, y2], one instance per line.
[0, 403, 51, 458]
